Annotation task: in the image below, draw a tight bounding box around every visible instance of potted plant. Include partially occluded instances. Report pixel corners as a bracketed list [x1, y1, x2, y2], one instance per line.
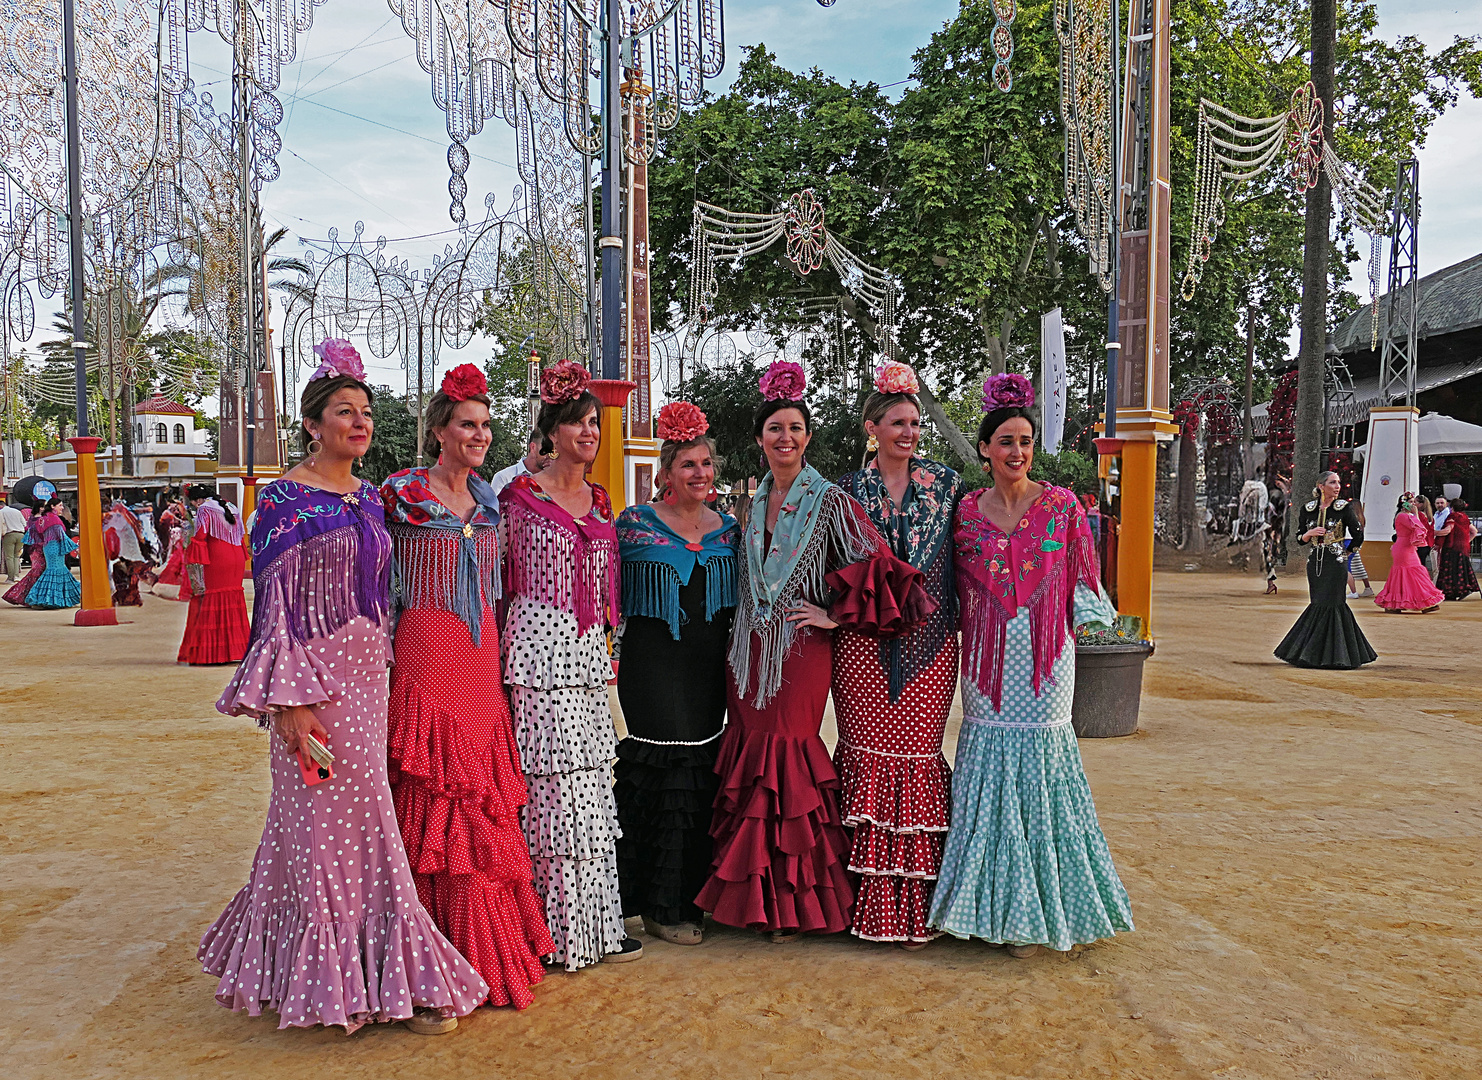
[1071, 615, 1154, 738]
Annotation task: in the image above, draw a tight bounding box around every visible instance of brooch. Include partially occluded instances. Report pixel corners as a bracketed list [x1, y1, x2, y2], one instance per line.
[462, 523, 474, 538]
[342, 491, 360, 505]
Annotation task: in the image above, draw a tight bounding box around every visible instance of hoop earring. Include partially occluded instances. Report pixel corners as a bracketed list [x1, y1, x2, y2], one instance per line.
[866, 433, 879, 453]
[662, 484, 677, 506]
[307, 438, 323, 464]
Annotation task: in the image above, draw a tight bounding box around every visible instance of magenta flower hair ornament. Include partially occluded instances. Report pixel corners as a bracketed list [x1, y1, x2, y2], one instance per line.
[309, 338, 367, 383]
[759, 360, 807, 402]
[981, 372, 1035, 412]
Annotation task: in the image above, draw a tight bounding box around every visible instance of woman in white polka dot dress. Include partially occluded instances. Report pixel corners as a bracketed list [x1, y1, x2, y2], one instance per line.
[929, 375, 1133, 957]
[833, 362, 964, 949]
[200, 341, 488, 1034]
[500, 361, 641, 968]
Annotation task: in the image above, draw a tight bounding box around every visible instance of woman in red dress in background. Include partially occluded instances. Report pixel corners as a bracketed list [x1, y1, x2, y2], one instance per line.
[152, 498, 191, 600]
[380, 364, 555, 1009]
[177, 484, 251, 664]
[1435, 497, 1480, 601]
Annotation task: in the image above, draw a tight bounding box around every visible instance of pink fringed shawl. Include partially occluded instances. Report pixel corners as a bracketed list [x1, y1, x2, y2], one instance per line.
[499, 476, 620, 635]
[955, 485, 1101, 712]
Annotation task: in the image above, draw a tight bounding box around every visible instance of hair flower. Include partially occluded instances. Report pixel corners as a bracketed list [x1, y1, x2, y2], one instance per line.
[656, 400, 709, 443]
[309, 338, 366, 383]
[759, 360, 806, 402]
[539, 359, 590, 405]
[981, 372, 1035, 411]
[440, 363, 487, 401]
[873, 361, 919, 396]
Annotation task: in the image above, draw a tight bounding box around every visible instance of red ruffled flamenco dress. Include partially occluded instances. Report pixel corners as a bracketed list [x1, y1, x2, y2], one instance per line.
[695, 467, 928, 935]
[381, 469, 555, 1008]
[177, 499, 251, 664]
[1373, 511, 1444, 613]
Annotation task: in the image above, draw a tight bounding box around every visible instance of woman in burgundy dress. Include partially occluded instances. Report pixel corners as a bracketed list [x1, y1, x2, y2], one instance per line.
[1435, 498, 1479, 601]
[381, 364, 555, 1009]
[177, 485, 250, 664]
[695, 361, 928, 941]
[202, 339, 486, 1035]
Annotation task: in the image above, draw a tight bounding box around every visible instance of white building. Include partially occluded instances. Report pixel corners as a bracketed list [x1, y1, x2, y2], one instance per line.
[29, 395, 215, 483]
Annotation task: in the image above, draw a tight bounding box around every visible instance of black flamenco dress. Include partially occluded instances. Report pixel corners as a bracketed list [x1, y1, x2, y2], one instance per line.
[1275, 497, 1377, 669]
[613, 504, 739, 926]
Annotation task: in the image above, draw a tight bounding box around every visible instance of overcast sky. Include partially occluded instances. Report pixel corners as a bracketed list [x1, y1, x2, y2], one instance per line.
[185, 0, 1479, 391]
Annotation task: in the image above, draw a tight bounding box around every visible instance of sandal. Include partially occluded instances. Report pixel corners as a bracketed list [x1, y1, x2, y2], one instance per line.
[403, 1009, 458, 1036]
[643, 917, 703, 946]
[1006, 944, 1041, 959]
[897, 940, 929, 952]
[1265, 581, 1278, 595]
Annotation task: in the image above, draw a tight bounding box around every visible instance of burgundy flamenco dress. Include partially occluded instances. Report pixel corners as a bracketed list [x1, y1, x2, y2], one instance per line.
[2, 512, 49, 606]
[380, 469, 555, 1009]
[1436, 510, 1480, 601]
[833, 460, 962, 943]
[1373, 512, 1444, 612]
[202, 478, 488, 1031]
[178, 498, 251, 664]
[695, 465, 929, 935]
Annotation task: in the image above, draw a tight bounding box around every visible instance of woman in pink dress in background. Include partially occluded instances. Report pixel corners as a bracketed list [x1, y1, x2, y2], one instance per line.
[1374, 493, 1445, 614]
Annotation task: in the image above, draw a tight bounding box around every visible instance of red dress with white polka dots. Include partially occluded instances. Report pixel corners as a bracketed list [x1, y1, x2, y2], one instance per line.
[833, 461, 963, 942]
[382, 469, 556, 1009]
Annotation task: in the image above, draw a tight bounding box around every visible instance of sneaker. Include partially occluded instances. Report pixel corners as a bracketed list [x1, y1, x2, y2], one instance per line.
[601, 937, 644, 963]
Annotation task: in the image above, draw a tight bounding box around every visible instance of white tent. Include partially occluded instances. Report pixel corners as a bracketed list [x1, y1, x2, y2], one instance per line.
[1353, 412, 1482, 459]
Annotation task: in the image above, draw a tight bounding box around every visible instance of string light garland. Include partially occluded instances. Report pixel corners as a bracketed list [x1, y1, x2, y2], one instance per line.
[1055, 0, 1114, 289]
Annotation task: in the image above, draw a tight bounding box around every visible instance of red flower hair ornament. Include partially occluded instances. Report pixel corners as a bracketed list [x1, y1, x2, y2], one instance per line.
[440, 363, 487, 401]
[539, 359, 590, 405]
[759, 360, 806, 402]
[656, 401, 709, 443]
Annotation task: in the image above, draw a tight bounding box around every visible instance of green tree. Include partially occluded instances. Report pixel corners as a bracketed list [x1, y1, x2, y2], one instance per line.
[357, 385, 418, 485]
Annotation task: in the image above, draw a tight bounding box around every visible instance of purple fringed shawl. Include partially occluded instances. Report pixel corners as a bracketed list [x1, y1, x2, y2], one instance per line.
[246, 479, 391, 646]
[954, 485, 1100, 712]
[499, 475, 619, 635]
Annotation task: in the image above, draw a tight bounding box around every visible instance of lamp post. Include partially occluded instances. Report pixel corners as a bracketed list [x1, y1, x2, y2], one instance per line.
[61, 0, 115, 626]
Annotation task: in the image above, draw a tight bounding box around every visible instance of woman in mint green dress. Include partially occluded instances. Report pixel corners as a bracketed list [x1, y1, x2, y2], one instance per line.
[929, 375, 1132, 957]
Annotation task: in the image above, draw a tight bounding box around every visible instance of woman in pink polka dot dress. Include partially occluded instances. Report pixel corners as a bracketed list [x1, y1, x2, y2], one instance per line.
[200, 342, 488, 1035]
[380, 365, 556, 1010]
[833, 363, 964, 949]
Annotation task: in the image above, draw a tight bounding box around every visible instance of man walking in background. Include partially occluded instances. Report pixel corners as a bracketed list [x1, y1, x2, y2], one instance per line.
[1, 497, 26, 581]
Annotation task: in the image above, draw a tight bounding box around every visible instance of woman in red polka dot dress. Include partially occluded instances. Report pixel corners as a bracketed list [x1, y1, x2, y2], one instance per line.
[380, 364, 557, 1010]
[833, 362, 964, 949]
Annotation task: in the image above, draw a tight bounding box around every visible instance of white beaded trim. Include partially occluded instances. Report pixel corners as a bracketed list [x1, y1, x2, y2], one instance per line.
[623, 726, 725, 747]
[961, 713, 1072, 730]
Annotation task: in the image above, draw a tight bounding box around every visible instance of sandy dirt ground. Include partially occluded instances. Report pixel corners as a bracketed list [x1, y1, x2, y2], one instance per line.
[1, 571, 1479, 1079]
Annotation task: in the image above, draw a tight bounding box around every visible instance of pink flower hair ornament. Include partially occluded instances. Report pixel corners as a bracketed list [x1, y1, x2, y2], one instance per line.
[309, 338, 367, 383]
[759, 360, 806, 402]
[982, 372, 1035, 412]
[873, 361, 919, 396]
[539, 359, 591, 405]
[656, 400, 709, 443]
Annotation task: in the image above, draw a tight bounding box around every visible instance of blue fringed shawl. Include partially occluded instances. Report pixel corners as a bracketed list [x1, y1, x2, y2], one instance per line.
[616, 503, 739, 640]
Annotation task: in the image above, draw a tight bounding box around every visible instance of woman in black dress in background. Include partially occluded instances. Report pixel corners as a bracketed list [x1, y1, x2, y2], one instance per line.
[614, 403, 738, 945]
[1275, 470, 1377, 669]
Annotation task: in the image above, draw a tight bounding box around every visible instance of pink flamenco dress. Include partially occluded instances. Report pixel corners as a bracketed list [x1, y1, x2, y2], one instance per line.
[695, 465, 931, 936]
[1373, 511, 1444, 612]
[380, 468, 555, 1009]
[200, 478, 488, 1032]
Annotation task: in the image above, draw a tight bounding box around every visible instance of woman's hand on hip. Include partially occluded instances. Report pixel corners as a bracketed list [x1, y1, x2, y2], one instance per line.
[785, 599, 838, 630]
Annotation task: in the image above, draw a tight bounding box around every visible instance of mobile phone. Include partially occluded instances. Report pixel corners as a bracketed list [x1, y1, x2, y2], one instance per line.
[298, 732, 335, 786]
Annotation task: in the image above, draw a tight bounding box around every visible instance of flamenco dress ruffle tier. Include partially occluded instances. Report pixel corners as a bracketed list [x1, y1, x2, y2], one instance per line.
[388, 606, 556, 1009]
[1373, 513, 1444, 611]
[1275, 553, 1376, 668]
[695, 629, 854, 934]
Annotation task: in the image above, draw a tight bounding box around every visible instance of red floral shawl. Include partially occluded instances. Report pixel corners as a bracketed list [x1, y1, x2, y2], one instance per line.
[954, 484, 1101, 711]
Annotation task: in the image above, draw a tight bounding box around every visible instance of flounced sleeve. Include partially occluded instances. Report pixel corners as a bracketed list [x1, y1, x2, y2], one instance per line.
[823, 489, 936, 639]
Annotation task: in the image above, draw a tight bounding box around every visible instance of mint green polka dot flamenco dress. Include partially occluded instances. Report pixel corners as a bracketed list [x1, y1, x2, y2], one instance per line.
[929, 487, 1133, 950]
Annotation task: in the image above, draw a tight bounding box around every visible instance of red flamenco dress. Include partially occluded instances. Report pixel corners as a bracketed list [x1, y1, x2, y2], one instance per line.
[154, 507, 191, 600]
[1373, 511, 1444, 612]
[695, 465, 929, 934]
[833, 459, 963, 943]
[177, 499, 251, 664]
[380, 469, 555, 1008]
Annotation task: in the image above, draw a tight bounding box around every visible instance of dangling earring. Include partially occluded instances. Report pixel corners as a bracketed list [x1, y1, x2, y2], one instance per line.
[547, 449, 560, 460]
[705, 484, 718, 504]
[662, 483, 677, 506]
[307, 436, 322, 465]
[866, 433, 879, 453]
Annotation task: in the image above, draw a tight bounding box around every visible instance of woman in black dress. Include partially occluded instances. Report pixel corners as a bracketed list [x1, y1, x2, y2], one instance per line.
[1275, 470, 1377, 669]
[614, 402, 739, 945]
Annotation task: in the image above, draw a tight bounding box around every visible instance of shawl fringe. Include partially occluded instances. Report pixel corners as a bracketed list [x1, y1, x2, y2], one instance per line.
[249, 523, 388, 650]
[501, 498, 618, 634]
[195, 501, 245, 546]
[388, 524, 501, 646]
[730, 487, 878, 708]
[621, 551, 738, 641]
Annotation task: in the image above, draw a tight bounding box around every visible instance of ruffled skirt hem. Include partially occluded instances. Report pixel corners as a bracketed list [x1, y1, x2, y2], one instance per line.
[615, 737, 720, 925]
